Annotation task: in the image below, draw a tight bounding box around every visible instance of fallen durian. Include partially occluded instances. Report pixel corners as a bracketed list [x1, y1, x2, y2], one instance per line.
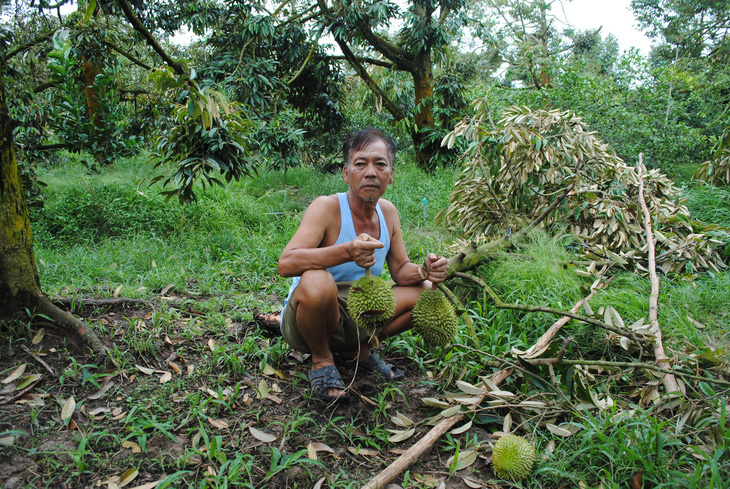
[412, 288, 458, 347]
[491, 434, 536, 481]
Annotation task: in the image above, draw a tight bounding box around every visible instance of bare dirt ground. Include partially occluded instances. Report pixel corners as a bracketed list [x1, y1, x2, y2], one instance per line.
[0, 298, 500, 488]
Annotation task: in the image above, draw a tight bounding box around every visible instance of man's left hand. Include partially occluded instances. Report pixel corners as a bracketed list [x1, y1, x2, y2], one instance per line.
[424, 253, 448, 284]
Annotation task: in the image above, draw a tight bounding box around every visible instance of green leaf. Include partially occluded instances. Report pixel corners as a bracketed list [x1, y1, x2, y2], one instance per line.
[84, 0, 97, 22]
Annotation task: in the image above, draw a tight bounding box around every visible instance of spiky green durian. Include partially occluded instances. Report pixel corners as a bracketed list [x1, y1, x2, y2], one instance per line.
[347, 274, 396, 329]
[412, 289, 458, 347]
[491, 434, 536, 481]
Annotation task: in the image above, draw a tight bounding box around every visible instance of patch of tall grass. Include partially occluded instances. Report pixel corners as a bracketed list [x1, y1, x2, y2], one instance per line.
[470, 231, 587, 349]
[684, 183, 730, 228]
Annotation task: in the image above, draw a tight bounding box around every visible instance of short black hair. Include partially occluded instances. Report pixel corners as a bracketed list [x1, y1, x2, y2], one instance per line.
[343, 128, 396, 167]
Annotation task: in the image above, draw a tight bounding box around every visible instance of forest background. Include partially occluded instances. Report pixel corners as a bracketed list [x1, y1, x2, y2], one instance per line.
[0, 0, 729, 488]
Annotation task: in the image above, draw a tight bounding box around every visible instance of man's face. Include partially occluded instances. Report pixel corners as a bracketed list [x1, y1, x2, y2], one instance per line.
[343, 139, 394, 203]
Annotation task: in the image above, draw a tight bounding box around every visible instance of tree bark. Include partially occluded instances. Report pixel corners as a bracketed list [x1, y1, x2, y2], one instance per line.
[0, 63, 107, 355]
[0, 67, 41, 317]
[412, 49, 437, 171]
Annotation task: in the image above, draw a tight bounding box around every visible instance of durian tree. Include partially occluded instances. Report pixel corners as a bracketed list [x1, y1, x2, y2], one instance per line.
[439, 103, 729, 277]
[693, 125, 730, 186]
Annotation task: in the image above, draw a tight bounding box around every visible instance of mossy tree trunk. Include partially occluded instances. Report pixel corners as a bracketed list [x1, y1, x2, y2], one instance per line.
[0, 63, 106, 354]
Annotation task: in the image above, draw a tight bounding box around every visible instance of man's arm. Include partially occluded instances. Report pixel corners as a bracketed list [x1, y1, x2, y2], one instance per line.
[382, 201, 448, 285]
[278, 196, 384, 277]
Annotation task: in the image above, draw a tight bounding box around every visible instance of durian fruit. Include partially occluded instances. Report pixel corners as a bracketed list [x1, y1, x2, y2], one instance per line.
[347, 270, 396, 329]
[412, 288, 458, 347]
[491, 434, 536, 481]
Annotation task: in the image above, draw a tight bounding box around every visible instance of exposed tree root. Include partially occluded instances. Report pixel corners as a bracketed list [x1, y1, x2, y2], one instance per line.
[33, 295, 107, 356]
[52, 297, 150, 309]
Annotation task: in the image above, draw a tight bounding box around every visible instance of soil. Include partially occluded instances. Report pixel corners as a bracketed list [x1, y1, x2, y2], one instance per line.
[0, 298, 503, 489]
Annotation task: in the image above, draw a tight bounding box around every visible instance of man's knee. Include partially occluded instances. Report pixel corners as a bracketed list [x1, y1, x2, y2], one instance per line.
[292, 270, 338, 308]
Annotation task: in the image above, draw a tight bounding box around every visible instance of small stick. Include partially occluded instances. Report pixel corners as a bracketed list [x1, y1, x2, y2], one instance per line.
[21, 344, 57, 376]
[360, 368, 514, 489]
[637, 156, 680, 394]
[517, 278, 610, 358]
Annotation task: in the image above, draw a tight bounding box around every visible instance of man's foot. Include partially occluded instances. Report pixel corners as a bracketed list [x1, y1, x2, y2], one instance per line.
[360, 353, 404, 380]
[308, 365, 349, 402]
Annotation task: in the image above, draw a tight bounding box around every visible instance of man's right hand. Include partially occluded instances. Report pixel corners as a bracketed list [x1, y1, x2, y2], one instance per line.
[349, 233, 384, 269]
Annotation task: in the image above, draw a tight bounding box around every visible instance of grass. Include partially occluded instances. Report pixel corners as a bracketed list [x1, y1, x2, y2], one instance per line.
[1, 152, 729, 487]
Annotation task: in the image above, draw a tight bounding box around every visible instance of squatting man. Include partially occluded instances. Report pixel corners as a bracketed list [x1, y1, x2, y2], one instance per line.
[278, 128, 448, 403]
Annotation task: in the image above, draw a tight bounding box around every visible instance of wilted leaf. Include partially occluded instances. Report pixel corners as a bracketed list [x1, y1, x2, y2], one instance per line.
[387, 427, 415, 443]
[32, 329, 45, 345]
[119, 467, 139, 487]
[391, 412, 415, 428]
[439, 405, 462, 417]
[88, 381, 114, 400]
[208, 338, 218, 351]
[168, 362, 181, 375]
[455, 380, 483, 395]
[113, 285, 123, 297]
[256, 379, 269, 399]
[262, 364, 277, 376]
[348, 447, 380, 457]
[450, 420, 473, 435]
[546, 423, 573, 437]
[446, 448, 479, 471]
[208, 417, 229, 429]
[422, 397, 450, 409]
[15, 373, 42, 390]
[122, 440, 142, 453]
[159, 371, 172, 384]
[0, 435, 17, 446]
[160, 284, 175, 295]
[307, 442, 334, 460]
[503, 412, 513, 433]
[249, 426, 276, 442]
[61, 396, 75, 423]
[2, 364, 27, 384]
[136, 365, 155, 375]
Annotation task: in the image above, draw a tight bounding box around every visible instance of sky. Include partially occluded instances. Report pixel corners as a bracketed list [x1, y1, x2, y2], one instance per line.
[552, 0, 654, 54]
[169, 0, 657, 55]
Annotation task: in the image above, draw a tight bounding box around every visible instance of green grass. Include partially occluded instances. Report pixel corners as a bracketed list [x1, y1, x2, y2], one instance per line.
[3, 153, 729, 488]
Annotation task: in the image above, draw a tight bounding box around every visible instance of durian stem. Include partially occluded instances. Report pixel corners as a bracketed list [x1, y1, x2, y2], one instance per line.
[365, 267, 371, 276]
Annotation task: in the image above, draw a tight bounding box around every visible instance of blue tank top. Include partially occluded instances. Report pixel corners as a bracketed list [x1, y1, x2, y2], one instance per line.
[281, 192, 390, 318]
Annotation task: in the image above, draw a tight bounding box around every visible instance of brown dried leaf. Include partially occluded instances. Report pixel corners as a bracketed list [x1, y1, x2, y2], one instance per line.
[248, 426, 276, 442]
[32, 329, 45, 345]
[61, 396, 75, 423]
[208, 417, 229, 429]
[2, 364, 26, 384]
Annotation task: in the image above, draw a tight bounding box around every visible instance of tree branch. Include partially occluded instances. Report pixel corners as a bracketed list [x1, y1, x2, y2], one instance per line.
[2, 28, 57, 62]
[326, 55, 397, 69]
[637, 155, 681, 394]
[114, 0, 186, 76]
[103, 40, 152, 70]
[452, 271, 647, 344]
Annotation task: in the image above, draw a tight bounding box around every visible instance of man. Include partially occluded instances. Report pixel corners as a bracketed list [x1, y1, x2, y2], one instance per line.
[278, 128, 448, 402]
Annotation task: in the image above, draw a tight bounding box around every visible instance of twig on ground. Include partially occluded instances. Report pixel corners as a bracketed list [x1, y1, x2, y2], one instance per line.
[361, 368, 514, 489]
[453, 271, 645, 344]
[637, 156, 681, 394]
[21, 344, 56, 376]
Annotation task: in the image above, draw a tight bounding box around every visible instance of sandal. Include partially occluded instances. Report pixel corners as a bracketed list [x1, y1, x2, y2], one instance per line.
[308, 365, 349, 403]
[360, 353, 404, 380]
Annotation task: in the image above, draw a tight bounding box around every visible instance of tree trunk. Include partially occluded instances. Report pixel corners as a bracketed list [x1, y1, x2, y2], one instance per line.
[0, 65, 107, 354]
[82, 55, 106, 162]
[0, 65, 42, 317]
[412, 49, 437, 172]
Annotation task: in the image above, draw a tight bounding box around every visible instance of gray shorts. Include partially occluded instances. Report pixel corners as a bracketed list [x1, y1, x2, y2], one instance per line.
[280, 281, 385, 353]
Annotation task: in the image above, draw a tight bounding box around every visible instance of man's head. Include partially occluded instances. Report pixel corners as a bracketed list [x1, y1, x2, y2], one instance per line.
[342, 128, 396, 203]
[343, 128, 396, 168]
